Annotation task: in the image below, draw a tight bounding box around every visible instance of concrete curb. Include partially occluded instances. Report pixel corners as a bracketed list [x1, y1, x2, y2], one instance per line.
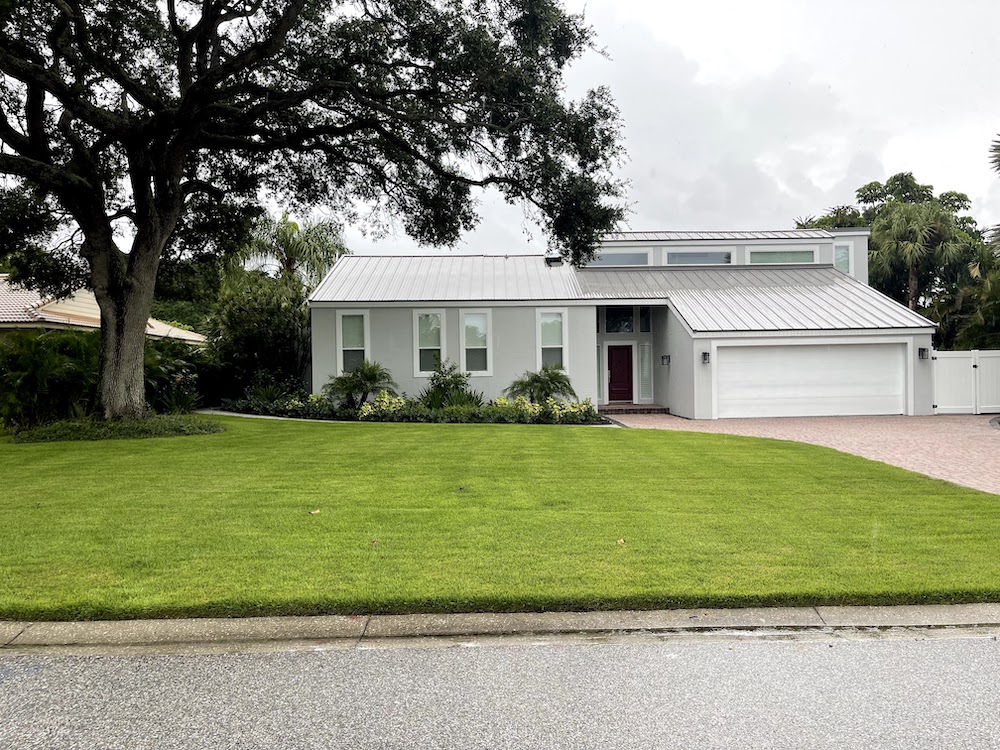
[5, 603, 1000, 650]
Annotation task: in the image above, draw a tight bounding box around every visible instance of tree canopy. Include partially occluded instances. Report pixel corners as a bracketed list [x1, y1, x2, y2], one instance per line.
[798, 172, 997, 348]
[0, 0, 626, 417]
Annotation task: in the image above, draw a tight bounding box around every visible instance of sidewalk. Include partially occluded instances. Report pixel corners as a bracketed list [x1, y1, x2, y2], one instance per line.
[5, 603, 1000, 651]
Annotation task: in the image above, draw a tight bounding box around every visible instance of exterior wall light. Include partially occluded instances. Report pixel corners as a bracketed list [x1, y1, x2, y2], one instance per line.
[918, 347, 929, 360]
[661, 355, 670, 366]
[702, 352, 711, 364]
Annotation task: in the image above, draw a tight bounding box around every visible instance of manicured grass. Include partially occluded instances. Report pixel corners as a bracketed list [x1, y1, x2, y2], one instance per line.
[2, 416, 999, 621]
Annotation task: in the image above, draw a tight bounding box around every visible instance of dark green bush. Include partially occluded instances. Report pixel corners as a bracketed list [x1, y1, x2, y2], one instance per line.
[0, 330, 100, 430]
[418, 359, 483, 408]
[12, 415, 224, 443]
[0, 329, 211, 431]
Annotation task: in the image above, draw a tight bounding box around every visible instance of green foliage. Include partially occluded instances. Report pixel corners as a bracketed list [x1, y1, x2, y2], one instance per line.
[221, 392, 355, 421]
[0, 187, 87, 299]
[870, 201, 963, 311]
[795, 205, 865, 230]
[358, 391, 600, 424]
[234, 214, 349, 291]
[144, 339, 206, 414]
[0, 330, 100, 430]
[12, 415, 224, 444]
[418, 358, 478, 408]
[0, 330, 208, 430]
[206, 274, 311, 399]
[798, 171, 991, 347]
[323, 360, 398, 410]
[503, 365, 578, 403]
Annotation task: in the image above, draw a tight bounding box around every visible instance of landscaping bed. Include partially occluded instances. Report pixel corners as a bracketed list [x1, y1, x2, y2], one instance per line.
[2, 415, 1000, 621]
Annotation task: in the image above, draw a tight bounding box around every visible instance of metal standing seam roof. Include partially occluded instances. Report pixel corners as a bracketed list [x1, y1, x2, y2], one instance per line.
[310, 256, 934, 333]
[601, 229, 836, 242]
[577, 266, 934, 332]
[310, 254, 583, 302]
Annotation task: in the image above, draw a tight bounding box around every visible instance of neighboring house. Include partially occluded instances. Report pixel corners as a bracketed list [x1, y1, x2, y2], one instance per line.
[0, 274, 206, 344]
[308, 228, 936, 419]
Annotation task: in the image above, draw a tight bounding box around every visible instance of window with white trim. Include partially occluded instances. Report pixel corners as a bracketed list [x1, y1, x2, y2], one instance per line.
[834, 244, 852, 274]
[461, 310, 491, 375]
[538, 309, 567, 369]
[414, 310, 445, 376]
[337, 310, 369, 374]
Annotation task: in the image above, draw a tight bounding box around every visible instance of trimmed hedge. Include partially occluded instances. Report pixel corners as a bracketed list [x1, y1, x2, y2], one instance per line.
[12, 415, 225, 444]
[358, 392, 601, 424]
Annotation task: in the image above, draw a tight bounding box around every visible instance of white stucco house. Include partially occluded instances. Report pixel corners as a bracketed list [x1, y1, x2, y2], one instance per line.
[308, 228, 937, 419]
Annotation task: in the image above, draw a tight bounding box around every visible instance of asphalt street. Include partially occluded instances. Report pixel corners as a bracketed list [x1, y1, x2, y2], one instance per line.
[2, 630, 1000, 749]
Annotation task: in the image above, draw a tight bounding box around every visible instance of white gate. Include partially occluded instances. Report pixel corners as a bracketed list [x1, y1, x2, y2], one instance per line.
[934, 350, 1000, 414]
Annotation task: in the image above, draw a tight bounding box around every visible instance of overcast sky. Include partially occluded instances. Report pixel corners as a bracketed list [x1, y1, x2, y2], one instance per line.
[342, 0, 1000, 255]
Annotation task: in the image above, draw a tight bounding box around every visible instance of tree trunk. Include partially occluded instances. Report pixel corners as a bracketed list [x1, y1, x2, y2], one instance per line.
[907, 262, 919, 311]
[92, 247, 159, 421]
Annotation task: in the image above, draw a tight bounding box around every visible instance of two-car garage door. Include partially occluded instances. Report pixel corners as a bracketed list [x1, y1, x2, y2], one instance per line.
[716, 343, 906, 418]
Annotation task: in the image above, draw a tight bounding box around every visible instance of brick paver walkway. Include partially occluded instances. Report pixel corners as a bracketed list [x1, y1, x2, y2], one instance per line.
[614, 414, 1000, 495]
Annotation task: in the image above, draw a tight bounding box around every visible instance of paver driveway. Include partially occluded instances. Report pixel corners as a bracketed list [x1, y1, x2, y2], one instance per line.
[614, 413, 1000, 495]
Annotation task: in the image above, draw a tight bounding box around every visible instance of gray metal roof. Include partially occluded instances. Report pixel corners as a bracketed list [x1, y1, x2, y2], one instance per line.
[309, 255, 934, 333]
[578, 266, 934, 332]
[602, 229, 835, 242]
[310, 254, 582, 302]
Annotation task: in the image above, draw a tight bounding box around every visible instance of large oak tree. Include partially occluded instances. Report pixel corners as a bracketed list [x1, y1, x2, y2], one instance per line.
[0, 0, 625, 418]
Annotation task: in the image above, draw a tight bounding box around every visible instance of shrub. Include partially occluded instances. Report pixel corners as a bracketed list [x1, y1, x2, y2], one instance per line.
[145, 338, 206, 414]
[206, 273, 310, 399]
[0, 330, 100, 430]
[323, 360, 397, 409]
[504, 365, 577, 403]
[358, 393, 601, 425]
[221, 391, 356, 421]
[12, 415, 225, 444]
[419, 359, 483, 408]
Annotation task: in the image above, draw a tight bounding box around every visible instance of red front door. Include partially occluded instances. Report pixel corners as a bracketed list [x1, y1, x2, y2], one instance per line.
[608, 345, 633, 402]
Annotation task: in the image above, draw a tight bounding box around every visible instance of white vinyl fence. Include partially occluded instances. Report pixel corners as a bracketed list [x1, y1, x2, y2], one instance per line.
[933, 350, 1000, 414]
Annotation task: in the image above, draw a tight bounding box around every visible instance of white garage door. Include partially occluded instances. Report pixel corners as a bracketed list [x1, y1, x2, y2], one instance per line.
[716, 344, 906, 418]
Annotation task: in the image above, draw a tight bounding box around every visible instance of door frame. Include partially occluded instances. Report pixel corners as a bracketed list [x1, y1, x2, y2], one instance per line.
[602, 340, 638, 404]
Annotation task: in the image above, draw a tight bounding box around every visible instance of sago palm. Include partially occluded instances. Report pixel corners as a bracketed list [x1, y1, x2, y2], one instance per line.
[503, 365, 577, 403]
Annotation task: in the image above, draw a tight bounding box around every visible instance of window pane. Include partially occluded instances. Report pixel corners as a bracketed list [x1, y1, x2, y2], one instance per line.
[464, 313, 488, 347]
[749, 250, 814, 264]
[540, 313, 563, 347]
[419, 348, 440, 372]
[418, 313, 441, 347]
[343, 349, 364, 372]
[666, 251, 731, 265]
[588, 252, 649, 267]
[639, 306, 651, 333]
[834, 245, 851, 273]
[341, 315, 365, 349]
[466, 348, 488, 372]
[605, 306, 634, 333]
[541, 347, 563, 368]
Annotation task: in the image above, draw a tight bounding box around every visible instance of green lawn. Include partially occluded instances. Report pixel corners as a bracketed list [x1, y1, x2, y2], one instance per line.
[2, 415, 999, 621]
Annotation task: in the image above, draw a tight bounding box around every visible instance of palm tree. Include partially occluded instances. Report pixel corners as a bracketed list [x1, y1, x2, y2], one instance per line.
[322, 360, 398, 410]
[232, 213, 349, 291]
[503, 365, 577, 403]
[870, 201, 962, 310]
